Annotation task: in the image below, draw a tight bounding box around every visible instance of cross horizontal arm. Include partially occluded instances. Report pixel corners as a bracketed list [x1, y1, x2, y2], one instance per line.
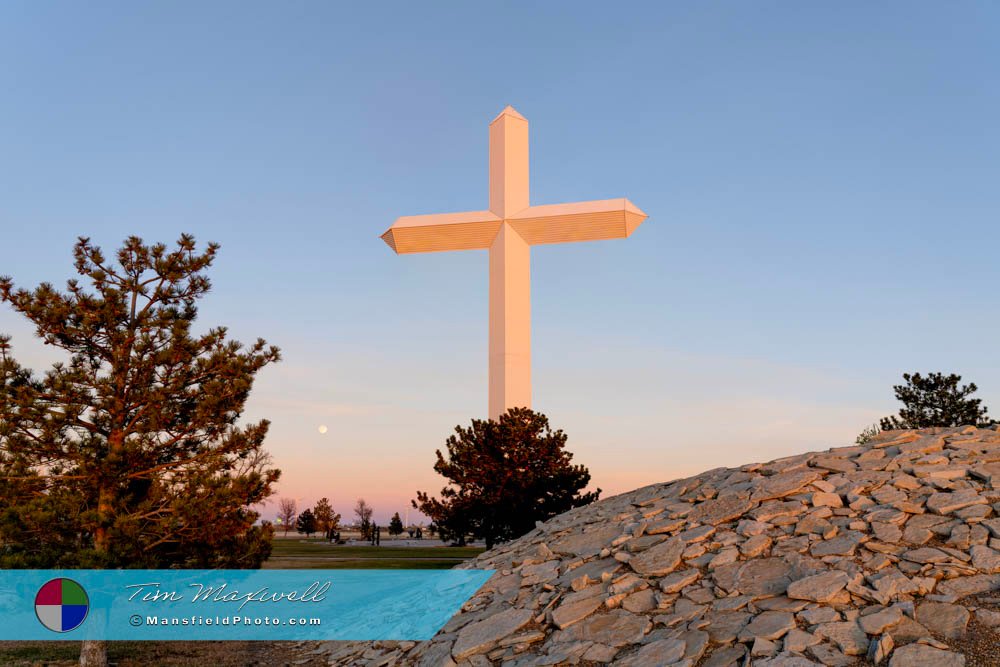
[507, 198, 647, 246]
[381, 210, 503, 254]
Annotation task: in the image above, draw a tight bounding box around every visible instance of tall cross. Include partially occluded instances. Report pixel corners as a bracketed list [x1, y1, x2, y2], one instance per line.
[381, 106, 647, 419]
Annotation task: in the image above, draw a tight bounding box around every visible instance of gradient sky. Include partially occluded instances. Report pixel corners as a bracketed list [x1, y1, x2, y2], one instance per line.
[2, 3, 999, 525]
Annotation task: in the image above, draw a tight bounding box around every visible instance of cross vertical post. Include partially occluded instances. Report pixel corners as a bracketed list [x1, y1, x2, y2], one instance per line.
[488, 108, 531, 419]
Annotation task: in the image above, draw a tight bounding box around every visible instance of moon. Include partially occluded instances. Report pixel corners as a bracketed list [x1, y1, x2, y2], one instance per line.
[318, 425, 328, 434]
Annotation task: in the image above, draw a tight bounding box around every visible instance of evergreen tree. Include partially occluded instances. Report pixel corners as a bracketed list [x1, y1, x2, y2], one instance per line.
[312, 497, 340, 538]
[414, 407, 599, 549]
[880, 372, 993, 430]
[0, 236, 280, 667]
[388, 511, 404, 536]
[296, 508, 317, 536]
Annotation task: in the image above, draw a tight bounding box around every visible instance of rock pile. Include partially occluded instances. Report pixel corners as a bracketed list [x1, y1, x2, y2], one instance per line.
[312, 427, 1000, 666]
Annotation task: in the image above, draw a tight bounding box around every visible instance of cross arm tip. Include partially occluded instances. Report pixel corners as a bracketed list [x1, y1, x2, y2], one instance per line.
[380, 228, 399, 254]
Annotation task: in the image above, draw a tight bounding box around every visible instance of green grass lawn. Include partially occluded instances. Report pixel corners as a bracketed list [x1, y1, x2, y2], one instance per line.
[263, 539, 483, 569]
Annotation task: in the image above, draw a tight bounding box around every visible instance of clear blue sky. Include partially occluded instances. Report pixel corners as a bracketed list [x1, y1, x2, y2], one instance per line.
[2, 3, 998, 523]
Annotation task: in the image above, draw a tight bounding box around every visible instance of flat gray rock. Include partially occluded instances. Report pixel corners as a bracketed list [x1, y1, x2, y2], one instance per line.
[787, 571, 849, 602]
[914, 601, 970, 639]
[751, 471, 822, 502]
[858, 606, 903, 635]
[628, 536, 685, 576]
[559, 609, 651, 647]
[739, 611, 797, 641]
[451, 607, 534, 661]
[888, 644, 966, 667]
[615, 638, 686, 667]
[813, 621, 869, 656]
[688, 493, 756, 526]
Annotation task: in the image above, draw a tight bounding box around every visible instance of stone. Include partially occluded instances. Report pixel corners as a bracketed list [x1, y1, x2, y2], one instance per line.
[936, 573, 1000, 597]
[718, 557, 793, 598]
[888, 616, 931, 644]
[787, 571, 850, 603]
[783, 628, 821, 653]
[970, 544, 1000, 573]
[807, 643, 856, 667]
[551, 590, 604, 629]
[813, 621, 869, 656]
[498, 630, 545, 647]
[752, 471, 822, 502]
[796, 514, 835, 536]
[914, 601, 970, 639]
[678, 524, 716, 543]
[559, 609, 651, 647]
[970, 462, 1000, 486]
[416, 643, 457, 667]
[975, 608, 1000, 627]
[902, 525, 934, 545]
[753, 638, 779, 658]
[621, 588, 656, 613]
[616, 638, 686, 667]
[810, 531, 865, 557]
[901, 547, 950, 564]
[682, 629, 710, 662]
[709, 546, 740, 569]
[705, 610, 751, 644]
[925, 489, 986, 515]
[888, 644, 966, 667]
[858, 606, 903, 635]
[688, 493, 756, 526]
[738, 519, 771, 536]
[660, 569, 700, 593]
[703, 643, 747, 667]
[451, 607, 534, 660]
[628, 537, 685, 576]
[520, 560, 559, 585]
[983, 518, 1000, 538]
[813, 492, 844, 508]
[871, 522, 902, 543]
[757, 596, 810, 612]
[582, 643, 621, 662]
[738, 611, 797, 641]
[742, 534, 773, 557]
[800, 607, 841, 624]
[646, 516, 687, 535]
[867, 634, 893, 665]
[759, 656, 825, 667]
[550, 524, 623, 557]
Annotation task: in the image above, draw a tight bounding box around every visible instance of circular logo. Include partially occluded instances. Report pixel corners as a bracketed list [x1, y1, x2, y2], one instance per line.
[35, 578, 89, 633]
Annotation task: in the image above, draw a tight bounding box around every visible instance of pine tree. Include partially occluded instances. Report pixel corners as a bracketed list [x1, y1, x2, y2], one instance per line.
[388, 512, 404, 536]
[312, 497, 340, 538]
[414, 407, 599, 549]
[0, 235, 280, 666]
[880, 372, 993, 430]
[296, 508, 317, 537]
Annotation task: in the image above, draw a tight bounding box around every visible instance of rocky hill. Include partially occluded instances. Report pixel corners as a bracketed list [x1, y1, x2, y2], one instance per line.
[311, 426, 1000, 666]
